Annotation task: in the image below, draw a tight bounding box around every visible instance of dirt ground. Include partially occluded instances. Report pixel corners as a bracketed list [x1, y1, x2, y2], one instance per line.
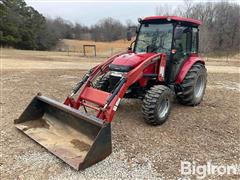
[1, 49, 240, 179]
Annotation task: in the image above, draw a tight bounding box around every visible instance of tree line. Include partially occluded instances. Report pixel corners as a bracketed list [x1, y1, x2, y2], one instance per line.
[156, 0, 240, 53]
[46, 17, 129, 42]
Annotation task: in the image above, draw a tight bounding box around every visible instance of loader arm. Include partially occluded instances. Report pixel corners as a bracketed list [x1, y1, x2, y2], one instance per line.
[66, 53, 165, 122]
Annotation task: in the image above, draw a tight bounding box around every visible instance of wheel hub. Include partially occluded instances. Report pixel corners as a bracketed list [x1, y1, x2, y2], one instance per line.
[158, 97, 170, 119]
[194, 75, 205, 98]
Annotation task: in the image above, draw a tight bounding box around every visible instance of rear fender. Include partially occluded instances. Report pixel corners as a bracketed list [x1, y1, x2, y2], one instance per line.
[175, 56, 205, 84]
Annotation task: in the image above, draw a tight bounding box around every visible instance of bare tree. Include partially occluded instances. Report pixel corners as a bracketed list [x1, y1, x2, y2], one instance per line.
[155, 4, 176, 16]
[91, 17, 126, 42]
[173, 1, 240, 53]
[177, 0, 195, 18]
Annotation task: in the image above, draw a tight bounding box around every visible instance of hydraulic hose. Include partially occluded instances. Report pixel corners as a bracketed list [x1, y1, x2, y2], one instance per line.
[70, 69, 93, 96]
[105, 77, 126, 106]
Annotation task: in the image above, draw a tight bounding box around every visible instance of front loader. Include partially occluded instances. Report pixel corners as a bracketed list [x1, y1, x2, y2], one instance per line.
[15, 16, 207, 170]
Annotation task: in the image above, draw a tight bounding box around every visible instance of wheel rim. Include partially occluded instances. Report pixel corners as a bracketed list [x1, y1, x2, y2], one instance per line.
[158, 97, 170, 119]
[194, 75, 205, 98]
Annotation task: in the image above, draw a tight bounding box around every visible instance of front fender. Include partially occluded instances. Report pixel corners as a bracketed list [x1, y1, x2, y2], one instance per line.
[175, 55, 205, 84]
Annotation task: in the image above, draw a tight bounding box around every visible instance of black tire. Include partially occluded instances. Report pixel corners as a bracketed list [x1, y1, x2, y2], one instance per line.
[177, 63, 207, 106]
[94, 75, 109, 91]
[142, 85, 173, 125]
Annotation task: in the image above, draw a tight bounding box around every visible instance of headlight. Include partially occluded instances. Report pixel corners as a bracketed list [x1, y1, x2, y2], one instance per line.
[109, 71, 125, 77]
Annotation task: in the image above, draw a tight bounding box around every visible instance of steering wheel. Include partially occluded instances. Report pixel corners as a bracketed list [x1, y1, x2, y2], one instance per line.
[150, 44, 167, 53]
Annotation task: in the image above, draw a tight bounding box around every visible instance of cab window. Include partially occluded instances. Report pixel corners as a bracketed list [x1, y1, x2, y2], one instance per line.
[135, 23, 173, 54]
[174, 26, 191, 57]
[191, 28, 198, 53]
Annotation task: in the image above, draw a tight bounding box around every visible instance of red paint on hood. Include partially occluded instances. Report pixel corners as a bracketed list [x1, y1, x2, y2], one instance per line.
[111, 53, 155, 67]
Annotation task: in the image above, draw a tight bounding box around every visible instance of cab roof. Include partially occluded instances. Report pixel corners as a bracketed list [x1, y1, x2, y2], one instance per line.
[143, 16, 202, 26]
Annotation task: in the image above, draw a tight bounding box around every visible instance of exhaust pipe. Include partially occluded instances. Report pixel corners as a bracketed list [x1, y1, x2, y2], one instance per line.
[14, 95, 112, 170]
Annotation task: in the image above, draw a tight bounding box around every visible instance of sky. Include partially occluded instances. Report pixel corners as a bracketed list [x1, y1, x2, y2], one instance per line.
[24, 0, 183, 26]
[25, 0, 239, 26]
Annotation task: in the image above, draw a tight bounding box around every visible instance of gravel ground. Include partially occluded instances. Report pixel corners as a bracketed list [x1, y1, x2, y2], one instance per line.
[1, 56, 240, 180]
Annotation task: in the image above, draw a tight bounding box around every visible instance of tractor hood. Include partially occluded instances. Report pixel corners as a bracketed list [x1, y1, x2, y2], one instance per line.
[109, 53, 155, 72]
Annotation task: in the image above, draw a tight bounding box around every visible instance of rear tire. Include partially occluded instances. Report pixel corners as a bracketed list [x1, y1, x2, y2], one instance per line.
[177, 63, 207, 106]
[142, 85, 173, 125]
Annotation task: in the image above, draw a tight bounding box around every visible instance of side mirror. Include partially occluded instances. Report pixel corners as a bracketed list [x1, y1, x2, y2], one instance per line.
[174, 28, 184, 40]
[127, 31, 132, 41]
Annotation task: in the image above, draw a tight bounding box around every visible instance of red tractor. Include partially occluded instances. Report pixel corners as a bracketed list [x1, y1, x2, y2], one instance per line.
[15, 16, 207, 170]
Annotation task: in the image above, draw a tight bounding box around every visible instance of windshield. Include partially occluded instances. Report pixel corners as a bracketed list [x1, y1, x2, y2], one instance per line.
[135, 23, 173, 54]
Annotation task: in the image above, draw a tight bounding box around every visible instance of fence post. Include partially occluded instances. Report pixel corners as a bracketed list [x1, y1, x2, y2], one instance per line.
[94, 45, 96, 57]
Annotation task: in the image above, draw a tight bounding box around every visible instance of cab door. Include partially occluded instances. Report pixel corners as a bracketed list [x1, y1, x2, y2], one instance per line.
[168, 25, 192, 83]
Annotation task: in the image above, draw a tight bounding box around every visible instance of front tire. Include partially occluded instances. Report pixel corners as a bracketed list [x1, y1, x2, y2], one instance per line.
[177, 63, 207, 106]
[142, 85, 173, 125]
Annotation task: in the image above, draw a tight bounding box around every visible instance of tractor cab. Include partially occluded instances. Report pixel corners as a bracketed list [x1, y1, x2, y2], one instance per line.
[127, 16, 201, 82]
[131, 16, 201, 54]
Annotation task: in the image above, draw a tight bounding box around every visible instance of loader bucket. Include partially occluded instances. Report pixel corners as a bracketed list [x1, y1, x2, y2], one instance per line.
[14, 95, 112, 170]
